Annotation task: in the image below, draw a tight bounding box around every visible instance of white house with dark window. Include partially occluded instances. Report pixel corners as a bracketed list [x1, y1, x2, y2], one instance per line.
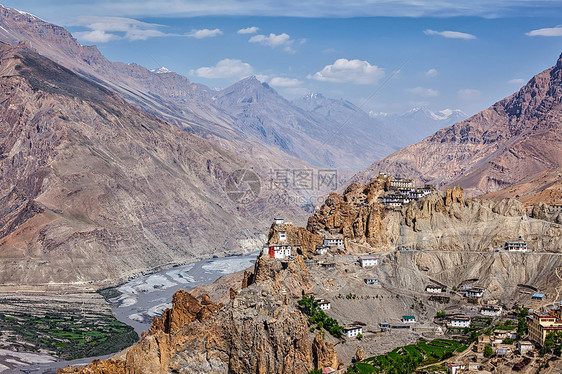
[402, 315, 416, 323]
[364, 278, 379, 285]
[505, 239, 528, 252]
[262, 244, 291, 259]
[359, 256, 378, 267]
[316, 299, 331, 311]
[449, 317, 471, 328]
[274, 218, 284, 225]
[480, 306, 502, 317]
[278, 230, 287, 243]
[343, 325, 363, 338]
[323, 237, 344, 249]
[425, 285, 443, 293]
[465, 287, 485, 298]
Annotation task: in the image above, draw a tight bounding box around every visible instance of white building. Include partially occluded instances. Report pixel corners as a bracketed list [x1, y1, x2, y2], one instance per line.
[278, 230, 287, 243]
[323, 238, 344, 249]
[316, 246, 328, 255]
[465, 288, 485, 298]
[449, 317, 471, 328]
[480, 306, 502, 317]
[359, 256, 378, 267]
[505, 240, 529, 252]
[390, 178, 415, 189]
[517, 341, 534, 354]
[402, 315, 416, 323]
[425, 285, 443, 293]
[316, 299, 331, 311]
[343, 325, 363, 338]
[273, 217, 284, 225]
[364, 278, 379, 285]
[262, 244, 291, 259]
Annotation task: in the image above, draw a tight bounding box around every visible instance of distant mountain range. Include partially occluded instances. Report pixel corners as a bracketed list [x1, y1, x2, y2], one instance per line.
[0, 5, 416, 172]
[352, 53, 562, 198]
[370, 107, 468, 146]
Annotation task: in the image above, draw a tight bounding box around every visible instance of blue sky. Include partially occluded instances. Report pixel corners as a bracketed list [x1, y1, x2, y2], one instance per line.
[3, 1, 562, 115]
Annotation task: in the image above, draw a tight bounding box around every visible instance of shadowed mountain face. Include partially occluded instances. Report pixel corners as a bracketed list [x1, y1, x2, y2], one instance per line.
[213, 79, 400, 171]
[352, 53, 562, 197]
[0, 42, 305, 289]
[0, 5, 404, 172]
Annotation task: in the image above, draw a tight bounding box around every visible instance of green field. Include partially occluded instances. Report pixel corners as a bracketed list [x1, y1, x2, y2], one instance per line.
[351, 339, 466, 374]
[0, 310, 138, 360]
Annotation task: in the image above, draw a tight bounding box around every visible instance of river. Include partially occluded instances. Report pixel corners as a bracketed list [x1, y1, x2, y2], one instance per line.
[4, 252, 259, 374]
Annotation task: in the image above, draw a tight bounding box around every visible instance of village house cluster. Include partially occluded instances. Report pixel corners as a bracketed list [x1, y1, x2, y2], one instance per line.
[377, 172, 434, 208]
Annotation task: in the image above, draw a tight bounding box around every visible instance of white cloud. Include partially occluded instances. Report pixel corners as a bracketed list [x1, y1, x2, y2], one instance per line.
[269, 77, 302, 87]
[307, 58, 385, 84]
[508, 78, 525, 84]
[526, 25, 562, 37]
[188, 28, 223, 39]
[425, 68, 438, 78]
[71, 16, 179, 42]
[249, 33, 295, 52]
[424, 29, 476, 39]
[405, 86, 439, 97]
[255, 74, 269, 82]
[73, 30, 121, 43]
[457, 88, 482, 99]
[237, 26, 259, 34]
[190, 58, 253, 79]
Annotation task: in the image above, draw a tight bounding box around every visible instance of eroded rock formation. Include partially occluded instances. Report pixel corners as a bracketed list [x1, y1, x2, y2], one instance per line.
[60, 255, 337, 374]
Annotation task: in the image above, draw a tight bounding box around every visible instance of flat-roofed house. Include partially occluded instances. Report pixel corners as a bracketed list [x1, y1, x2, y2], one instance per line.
[359, 256, 378, 267]
[343, 325, 363, 338]
[449, 316, 471, 328]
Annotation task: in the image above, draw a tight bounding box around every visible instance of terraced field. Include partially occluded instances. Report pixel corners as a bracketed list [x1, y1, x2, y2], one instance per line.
[351, 339, 467, 374]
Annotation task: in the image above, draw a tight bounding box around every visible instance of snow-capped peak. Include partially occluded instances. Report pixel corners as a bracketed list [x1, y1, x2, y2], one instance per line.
[150, 67, 171, 74]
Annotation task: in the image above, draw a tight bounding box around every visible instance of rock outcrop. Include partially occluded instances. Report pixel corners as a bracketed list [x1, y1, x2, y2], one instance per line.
[306, 175, 562, 252]
[60, 255, 338, 374]
[148, 290, 221, 335]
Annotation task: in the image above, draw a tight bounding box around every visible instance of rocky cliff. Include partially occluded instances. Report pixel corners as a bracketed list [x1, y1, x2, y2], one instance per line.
[59, 255, 339, 374]
[0, 42, 305, 290]
[306, 175, 562, 252]
[352, 52, 562, 197]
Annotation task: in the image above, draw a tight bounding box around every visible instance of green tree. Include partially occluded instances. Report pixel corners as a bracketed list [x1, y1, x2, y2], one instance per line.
[545, 332, 556, 352]
[436, 311, 446, 318]
[484, 344, 494, 358]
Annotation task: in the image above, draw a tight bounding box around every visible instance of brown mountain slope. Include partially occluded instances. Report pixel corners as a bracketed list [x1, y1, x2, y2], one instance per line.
[480, 167, 562, 206]
[352, 53, 562, 197]
[0, 5, 311, 171]
[0, 42, 304, 290]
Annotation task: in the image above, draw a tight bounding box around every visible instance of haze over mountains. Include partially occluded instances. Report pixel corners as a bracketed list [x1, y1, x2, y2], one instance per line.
[370, 107, 468, 146]
[0, 4, 425, 172]
[353, 53, 562, 199]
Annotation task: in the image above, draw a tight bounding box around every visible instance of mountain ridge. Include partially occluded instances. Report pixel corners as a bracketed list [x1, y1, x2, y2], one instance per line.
[351, 52, 562, 197]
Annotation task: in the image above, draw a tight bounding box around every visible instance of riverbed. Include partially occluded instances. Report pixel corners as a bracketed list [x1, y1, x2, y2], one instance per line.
[4, 252, 258, 374]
